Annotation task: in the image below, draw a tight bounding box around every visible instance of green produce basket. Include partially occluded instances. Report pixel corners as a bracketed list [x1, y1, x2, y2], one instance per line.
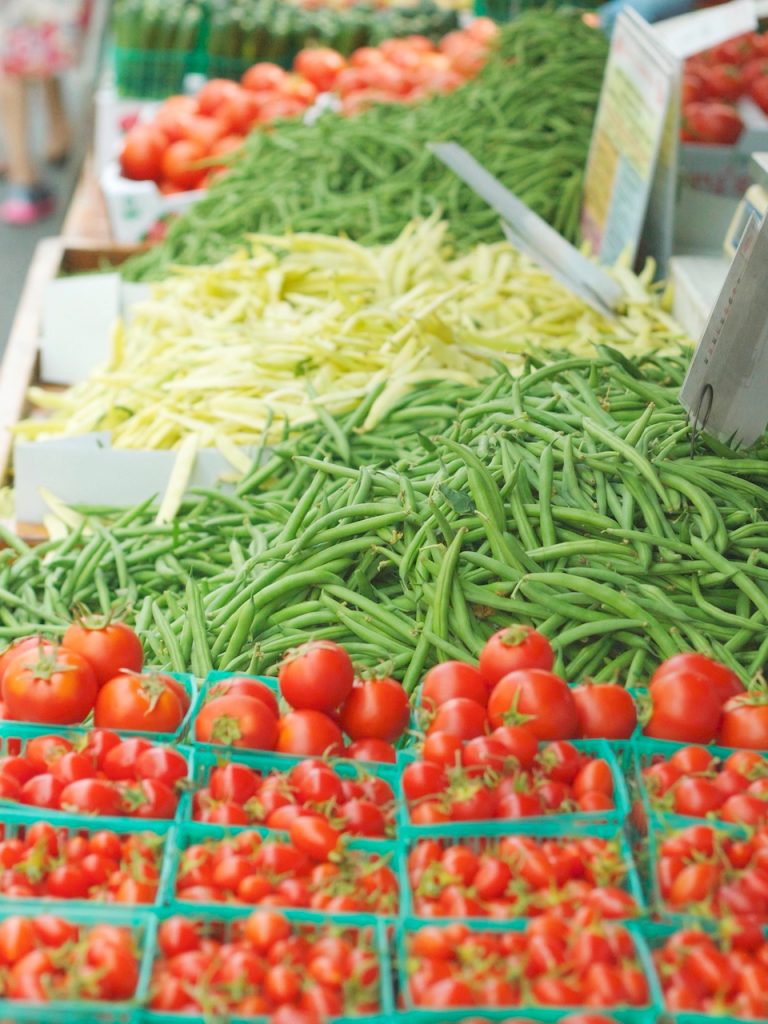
[630, 736, 760, 833]
[638, 921, 768, 1024]
[639, 817, 751, 926]
[114, 47, 207, 99]
[406, 1013, 660, 1023]
[192, 670, 413, 763]
[399, 822, 647, 922]
[396, 738, 631, 837]
[183, 745, 398, 838]
[142, 904, 394, 1024]
[161, 821, 400, 918]
[0, 816, 176, 909]
[0, 722, 195, 828]
[0, 671, 197, 744]
[0, 902, 156, 1023]
[397, 915, 663, 1018]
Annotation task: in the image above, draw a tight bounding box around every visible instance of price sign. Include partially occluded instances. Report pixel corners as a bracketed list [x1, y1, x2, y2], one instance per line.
[581, 9, 677, 266]
[681, 212, 768, 448]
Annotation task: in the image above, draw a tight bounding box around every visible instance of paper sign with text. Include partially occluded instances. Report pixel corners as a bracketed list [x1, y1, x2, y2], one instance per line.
[581, 9, 677, 266]
[681, 212, 768, 448]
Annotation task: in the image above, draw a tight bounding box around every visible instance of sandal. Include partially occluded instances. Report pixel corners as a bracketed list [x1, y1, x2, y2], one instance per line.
[0, 183, 55, 225]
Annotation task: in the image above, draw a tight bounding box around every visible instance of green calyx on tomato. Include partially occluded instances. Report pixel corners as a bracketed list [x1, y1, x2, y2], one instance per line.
[210, 713, 246, 746]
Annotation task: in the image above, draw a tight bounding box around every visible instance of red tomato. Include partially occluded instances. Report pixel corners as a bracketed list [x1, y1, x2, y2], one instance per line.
[62, 620, 143, 688]
[402, 760, 447, 801]
[258, 97, 307, 123]
[196, 78, 242, 116]
[119, 125, 166, 182]
[279, 641, 354, 712]
[572, 683, 637, 739]
[346, 738, 397, 763]
[0, 636, 47, 688]
[208, 677, 279, 718]
[750, 75, 768, 113]
[95, 672, 184, 733]
[673, 777, 727, 817]
[681, 101, 744, 144]
[743, 58, 768, 85]
[290, 815, 340, 860]
[488, 669, 578, 740]
[340, 677, 409, 743]
[421, 661, 488, 709]
[645, 669, 722, 743]
[2, 646, 97, 725]
[669, 745, 715, 774]
[490, 724, 539, 767]
[161, 139, 208, 191]
[60, 778, 123, 816]
[195, 694, 278, 750]
[245, 908, 292, 951]
[699, 63, 746, 101]
[277, 709, 344, 757]
[651, 653, 743, 704]
[428, 697, 487, 740]
[241, 63, 288, 92]
[135, 746, 188, 786]
[294, 48, 346, 92]
[682, 70, 705, 104]
[479, 625, 554, 685]
[719, 694, 768, 748]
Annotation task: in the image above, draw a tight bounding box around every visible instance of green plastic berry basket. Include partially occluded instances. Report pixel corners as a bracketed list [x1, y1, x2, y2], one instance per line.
[630, 736, 763, 834]
[142, 905, 394, 1024]
[0, 671, 197, 745]
[399, 821, 646, 923]
[191, 670, 411, 765]
[0, 902, 156, 1023]
[396, 738, 630, 838]
[639, 817, 753, 927]
[0, 816, 176, 909]
[161, 822, 400, 919]
[638, 920, 768, 1024]
[406, 1013, 660, 1023]
[0, 722, 195, 827]
[183, 745, 398, 840]
[397, 915, 663, 1019]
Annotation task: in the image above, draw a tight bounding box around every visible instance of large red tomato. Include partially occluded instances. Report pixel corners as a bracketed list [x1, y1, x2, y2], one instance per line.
[421, 661, 488, 708]
[278, 641, 354, 713]
[195, 694, 278, 750]
[62, 621, 143, 687]
[479, 626, 554, 686]
[487, 669, 578, 740]
[0, 636, 47, 688]
[651, 653, 743, 705]
[645, 670, 722, 744]
[340, 677, 409, 743]
[2, 646, 97, 725]
[94, 673, 184, 733]
[293, 48, 347, 92]
[119, 125, 166, 182]
[572, 683, 638, 739]
[718, 695, 768, 749]
[276, 710, 344, 757]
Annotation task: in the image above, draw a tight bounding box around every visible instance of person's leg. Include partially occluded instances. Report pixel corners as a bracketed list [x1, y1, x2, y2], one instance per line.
[0, 72, 36, 186]
[0, 73, 55, 224]
[42, 75, 70, 164]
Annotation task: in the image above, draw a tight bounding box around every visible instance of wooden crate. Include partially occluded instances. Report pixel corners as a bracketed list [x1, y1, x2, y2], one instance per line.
[0, 237, 144, 540]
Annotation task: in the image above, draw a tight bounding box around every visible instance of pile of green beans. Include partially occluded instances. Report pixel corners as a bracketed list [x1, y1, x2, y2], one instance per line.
[3, 348, 768, 691]
[122, 10, 607, 281]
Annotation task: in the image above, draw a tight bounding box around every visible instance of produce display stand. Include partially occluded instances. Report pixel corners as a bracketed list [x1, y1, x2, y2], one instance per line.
[2, 2, 768, 1022]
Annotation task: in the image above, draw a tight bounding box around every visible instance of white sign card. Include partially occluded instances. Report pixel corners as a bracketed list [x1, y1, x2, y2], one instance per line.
[680, 213, 768, 448]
